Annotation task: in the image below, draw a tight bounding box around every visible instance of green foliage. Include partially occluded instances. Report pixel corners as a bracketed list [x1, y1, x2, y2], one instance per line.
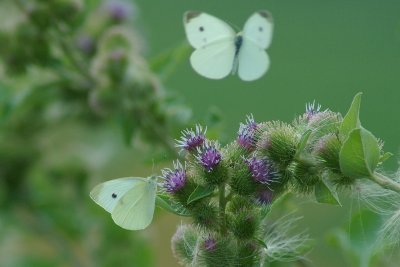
[314, 177, 341, 206]
[340, 128, 380, 178]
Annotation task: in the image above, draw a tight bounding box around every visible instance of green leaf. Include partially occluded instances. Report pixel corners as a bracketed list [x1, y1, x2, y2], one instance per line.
[315, 178, 341, 206]
[295, 130, 312, 158]
[327, 209, 383, 267]
[339, 128, 380, 179]
[379, 152, 393, 163]
[156, 194, 191, 217]
[187, 185, 214, 204]
[339, 93, 362, 140]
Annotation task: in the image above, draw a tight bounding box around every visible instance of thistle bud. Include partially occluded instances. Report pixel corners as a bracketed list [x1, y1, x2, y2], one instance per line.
[257, 122, 298, 168]
[228, 209, 259, 240]
[175, 125, 206, 152]
[171, 225, 199, 266]
[307, 110, 341, 144]
[161, 161, 196, 206]
[201, 236, 235, 267]
[313, 134, 341, 172]
[255, 187, 275, 205]
[191, 202, 218, 230]
[237, 114, 258, 150]
[196, 141, 227, 186]
[293, 162, 320, 193]
[229, 158, 256, 196]
[237, 241, 260, 267]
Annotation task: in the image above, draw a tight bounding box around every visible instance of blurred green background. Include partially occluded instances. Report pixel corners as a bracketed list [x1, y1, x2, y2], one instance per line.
[1, 0, 399, 266]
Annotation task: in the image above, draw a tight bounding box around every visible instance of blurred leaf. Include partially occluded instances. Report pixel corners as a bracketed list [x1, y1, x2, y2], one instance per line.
[339, 128, 380, 178]
[314, 177, 341, 206]
[187, 185, 214, 204]
[118, 111, 137, 145]
[150, 42, 191, 80]
[327, 209, 383, 267]
[340, 92, 362, 140]
[156, 194, 191, 217]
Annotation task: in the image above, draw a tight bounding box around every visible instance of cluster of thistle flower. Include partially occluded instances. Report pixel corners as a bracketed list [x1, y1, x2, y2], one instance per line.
[161, 103, 351, 266]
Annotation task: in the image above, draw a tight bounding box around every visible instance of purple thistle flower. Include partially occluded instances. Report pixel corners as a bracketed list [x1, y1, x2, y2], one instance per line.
[237, 114, 258, 150]
[162, 161, 187, 193]
[305, 101, 322, 120]
[255, 189, 274, 205]
[176, 125, 206, 152]
[196, 141, 222, 172]
[104, 0, 135, 22]
[204, 237, 217, 252]
[245, 156, 276, 184]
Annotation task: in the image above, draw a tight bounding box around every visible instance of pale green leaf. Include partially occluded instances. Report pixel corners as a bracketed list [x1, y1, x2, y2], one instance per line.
[339, 92, 362, 140]
[339, 128, 380, 179]
[187, 185, 214, 204]
[315, 178, 341, 206]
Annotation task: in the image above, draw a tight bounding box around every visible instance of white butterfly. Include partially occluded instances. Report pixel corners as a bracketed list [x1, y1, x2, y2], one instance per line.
[183, 10, 273, 81]
[90, 176, 157, 230]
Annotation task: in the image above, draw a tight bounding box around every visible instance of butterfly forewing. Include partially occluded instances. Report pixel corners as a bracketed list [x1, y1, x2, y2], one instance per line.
[184, 11, 236, 49]
[90, 177, 144, 213]
[242, 11, 273, 49]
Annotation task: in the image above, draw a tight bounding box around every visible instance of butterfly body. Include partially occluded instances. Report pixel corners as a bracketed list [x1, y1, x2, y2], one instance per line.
[184, 10, 273, 81]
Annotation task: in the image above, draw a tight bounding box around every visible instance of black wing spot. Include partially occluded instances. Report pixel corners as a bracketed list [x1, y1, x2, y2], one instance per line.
[112, 193, 117, 198]
[199, 26, 204, 32]
[259, 26, 263, 32]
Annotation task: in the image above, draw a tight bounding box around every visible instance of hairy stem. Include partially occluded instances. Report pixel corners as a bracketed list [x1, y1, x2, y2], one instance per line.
[219, 184, 227, 234]
[369, 172, 400, 194]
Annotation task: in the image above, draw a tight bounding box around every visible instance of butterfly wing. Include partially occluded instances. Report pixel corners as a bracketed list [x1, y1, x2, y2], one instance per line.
[238, 11, 273, 81]
[184, 11, 236, 79]
[90, 177, 144, 213]
[237, 41, 270, 81]
[111, 178, 157, 230]
[190, 40, 236, 79]
[183, 11, 236, 49]
[242, 10, 273, 49]
[90, 177, 157, 230]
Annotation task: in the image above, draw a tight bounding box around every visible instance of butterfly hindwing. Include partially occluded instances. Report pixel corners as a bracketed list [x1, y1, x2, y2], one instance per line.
[112, 178, 157, 230]
[238, 40, 270, 81]
[190, 40, 236, 79]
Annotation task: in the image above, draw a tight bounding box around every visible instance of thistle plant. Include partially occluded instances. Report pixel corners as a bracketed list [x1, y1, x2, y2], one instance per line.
[150, 93, 400, 266]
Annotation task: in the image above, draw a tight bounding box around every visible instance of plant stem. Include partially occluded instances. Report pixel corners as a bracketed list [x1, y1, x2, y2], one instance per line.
[219, 184, 227, 234]
[369, 172, 400, 194]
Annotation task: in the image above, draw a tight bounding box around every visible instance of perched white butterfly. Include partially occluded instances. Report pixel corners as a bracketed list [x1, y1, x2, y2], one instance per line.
[90, 176, 157, 230]
[183, 10, 273, 81]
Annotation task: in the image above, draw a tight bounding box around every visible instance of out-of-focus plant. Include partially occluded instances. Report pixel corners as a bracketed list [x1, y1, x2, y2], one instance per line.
[0, 0, 193, 266]
[94, 93, 400, 266]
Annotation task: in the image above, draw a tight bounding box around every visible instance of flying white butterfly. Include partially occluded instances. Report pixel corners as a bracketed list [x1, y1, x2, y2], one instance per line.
[90, 176, 157, 230]
[183, 10, 273, 81]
